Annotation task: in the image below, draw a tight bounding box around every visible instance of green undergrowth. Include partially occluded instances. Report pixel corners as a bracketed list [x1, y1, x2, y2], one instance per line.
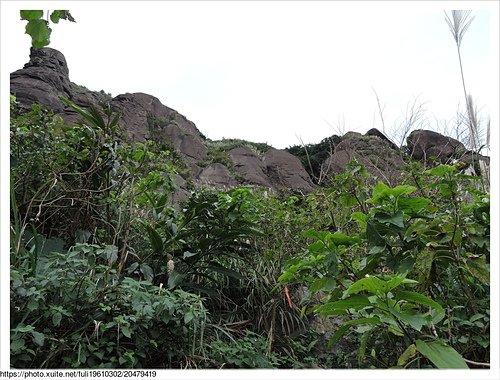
[10, 97, 490, 369]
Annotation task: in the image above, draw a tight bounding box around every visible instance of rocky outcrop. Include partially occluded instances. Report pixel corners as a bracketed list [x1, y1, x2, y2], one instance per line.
[12, 48, 487, 194]
[110, 92, 207, 176]
[407, 129, 466, 163]
[321, 129, 404, 185]
[263, 149, 316, 193]
[228, 147, 273, 188]
[10, 47, 110, 123]
[10, 47, 317, 194]
[198, 163, 238, 188]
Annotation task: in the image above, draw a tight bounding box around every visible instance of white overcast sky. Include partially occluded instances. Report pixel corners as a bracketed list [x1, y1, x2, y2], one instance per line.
[1, 1, 498, 149]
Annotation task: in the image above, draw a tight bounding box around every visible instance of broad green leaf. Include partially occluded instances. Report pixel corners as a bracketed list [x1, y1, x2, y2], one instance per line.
[328, 317, 381, 347]
[184, 312, 194, 324]
[182, 251, 197, 259]
[309, 277, 336, 292]
[397, 344, 417, 367]
[390, 184, 417, 197]
[347, 276, 387, 295]
[328, 233, 360, 246]
[20, 10, 43, 21]
[469, 313, 485, 323]
[397, 197, 431, 214]
[12, 324, 35, 333]
[50, 10, 64, 23]
[368, 182, 390, 204]
[394, 290, 444, 323]
[415, 339, 468, 369]
[373, 211, 404, 228]
[25, 19, 51, 48]
[145, 225, 163, 253]
[103, 245, 118, 264]
[167, 271, 185, 289]
[10, 338, 26, 352]
[303, 230, 329, 240]
[316, 295, 372, 315]
[121, 326, 132, 338]
[351, 211, 368, 226]
[368, 245, 386, 255]
[347, 276, 388, 295]
[389, 306, 427, 331]
[425, 165, 458, 177]
[347, 274, 411, 295]
[31, 331, 45, 346]
[50, 10, 75, 23]
[366, 221, 386, 247]
[52, 312, 62, 327]
[412, 248, 435, 286]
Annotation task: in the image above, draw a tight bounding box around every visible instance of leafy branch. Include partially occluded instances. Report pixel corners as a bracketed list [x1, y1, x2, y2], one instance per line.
[20, 10, 75, 48]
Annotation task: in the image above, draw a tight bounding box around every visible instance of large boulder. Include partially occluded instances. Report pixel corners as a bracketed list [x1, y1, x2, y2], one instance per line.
[198, 163, 237, 188]
[228, 146, 273, 187]
[407, 129, 466, 163]
[10, 47, 319, 194]
[10, 48, 207, 174]
[321, 129, 404, 185]
[10, 47, 110, 121]
[263, 149, 315, 193]
[10, 47, 72, 113]
[111, 93, 207, 164]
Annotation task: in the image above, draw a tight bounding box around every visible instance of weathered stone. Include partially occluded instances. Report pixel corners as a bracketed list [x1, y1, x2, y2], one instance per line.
[365, 128, 399, 150]
[322, 130, 404, 185]
[9, 48, 321, 193]
[11, 48, 72, 112]
[407, 129, 466, 163]
[163, 123, 207, 162]
[197, 163, 237, 188]
[228, 146, 272, 187]
[10, 48, 109, 122]
[263, 148, 315, 193]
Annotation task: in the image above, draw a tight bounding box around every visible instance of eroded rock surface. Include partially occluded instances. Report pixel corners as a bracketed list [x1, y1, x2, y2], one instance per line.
[13, 48, 487, 194]
[321, 129, 404, 185]
[228, 147, 272, 187]
[263, 149, 316, 193]
[198, 163, 237, 188]
[407, 129, 466, 163]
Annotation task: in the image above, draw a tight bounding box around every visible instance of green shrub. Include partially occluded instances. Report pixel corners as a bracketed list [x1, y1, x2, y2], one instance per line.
[11, 242, 207, 368]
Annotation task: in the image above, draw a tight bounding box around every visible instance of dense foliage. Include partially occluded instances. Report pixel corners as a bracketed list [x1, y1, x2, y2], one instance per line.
[286, 135, 341, 182]
[10, 96, 489, 369]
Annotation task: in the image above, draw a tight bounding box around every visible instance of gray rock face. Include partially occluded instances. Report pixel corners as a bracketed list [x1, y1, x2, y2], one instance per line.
[263, 149, 315, 193]
[198, 163, 237, 188]
[111, 93, 207, 164]
[11, 48, 72, 112]
[228, 147, 272, 187]
[407, 129, 466, 163]
[10, 47, 109, 121]
[9, 47, 319, 193]
[322, 129, 404, 185]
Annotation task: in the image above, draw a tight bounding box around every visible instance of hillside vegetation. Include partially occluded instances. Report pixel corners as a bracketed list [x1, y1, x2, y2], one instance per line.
[10, 8, 490, 370]
[10, 97, 490, 369]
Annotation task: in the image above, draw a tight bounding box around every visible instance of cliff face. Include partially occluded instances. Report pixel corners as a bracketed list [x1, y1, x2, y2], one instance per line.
[10, 48, 488, 194]
[10, 47, 315, 193]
